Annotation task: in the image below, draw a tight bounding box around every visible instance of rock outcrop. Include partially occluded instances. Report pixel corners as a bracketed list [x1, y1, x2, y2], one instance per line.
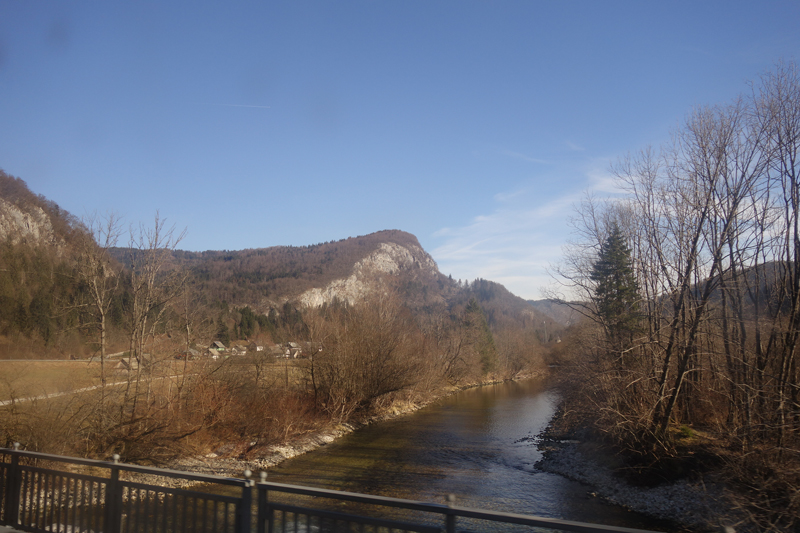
[299, 242, 438, 307]
[0, 197, 57, 246]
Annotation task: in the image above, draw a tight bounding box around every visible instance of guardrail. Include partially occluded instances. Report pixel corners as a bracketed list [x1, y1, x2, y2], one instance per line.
[1, 445, 664, 533]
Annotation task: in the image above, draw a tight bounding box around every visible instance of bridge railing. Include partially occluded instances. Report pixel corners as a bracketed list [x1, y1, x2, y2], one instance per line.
[0, 444, 252, 533]
[1, 446, 663, 533]
[255, 476, 662, 533]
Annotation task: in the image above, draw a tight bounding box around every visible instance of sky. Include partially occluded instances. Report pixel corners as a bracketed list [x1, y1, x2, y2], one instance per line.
[1, 1, 799, 300]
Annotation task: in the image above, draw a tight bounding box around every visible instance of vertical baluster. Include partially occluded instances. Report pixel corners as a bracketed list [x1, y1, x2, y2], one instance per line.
[88, 479, 97, 532]
[77, 478, 85, 533]
[211, 499, 219, 533]
[50, 472, 58, 530]
[123, 486, 133, 533]
[41, 471, 49, 531]
[129, 488, 137, 533]
[89, 479, 96, 532]
[191, 495, 198, 533]
[143, 489, 151, 532]
[17, 468, 27, 527]
[201, 497, 208, 533]
[54, 473, 62, 531]
[161, 491, 168, 533]
[173, 492, 181, 533]
[68, 476, 76, 532]
[23, 469, 31, 528]
[5, 444, 21, 528]
[35, 470, 43, 529]
[67, 475, 73, 532]
[180, 493, 188, 533]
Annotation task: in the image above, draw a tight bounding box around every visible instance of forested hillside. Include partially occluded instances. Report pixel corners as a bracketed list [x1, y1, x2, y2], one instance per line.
[0, 170, 102, 358]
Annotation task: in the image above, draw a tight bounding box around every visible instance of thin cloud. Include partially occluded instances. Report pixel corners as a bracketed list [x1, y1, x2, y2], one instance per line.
[430, 166, 622, 300]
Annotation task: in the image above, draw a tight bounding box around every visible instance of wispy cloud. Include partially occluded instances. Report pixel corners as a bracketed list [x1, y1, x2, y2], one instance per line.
[429, 162, 620, 300]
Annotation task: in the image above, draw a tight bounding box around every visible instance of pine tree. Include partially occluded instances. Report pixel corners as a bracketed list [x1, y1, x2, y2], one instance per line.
[464, 298, 498, 375]
[590, 223, 640, 350]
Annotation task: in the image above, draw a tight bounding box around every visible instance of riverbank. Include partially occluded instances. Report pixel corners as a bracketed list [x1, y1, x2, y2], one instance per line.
[167, 376, 526, 480]
[534, 408, 743, 532]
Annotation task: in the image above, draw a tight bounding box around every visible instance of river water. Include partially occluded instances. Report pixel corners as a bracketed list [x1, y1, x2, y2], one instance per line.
[265, 380, 676, 531]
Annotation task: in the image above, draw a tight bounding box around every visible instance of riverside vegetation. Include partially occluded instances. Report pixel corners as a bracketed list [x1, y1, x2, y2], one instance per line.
[549, 61, 800, 532]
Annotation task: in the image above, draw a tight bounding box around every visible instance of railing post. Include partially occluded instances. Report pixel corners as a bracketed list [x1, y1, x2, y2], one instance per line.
[256, 472, 268, 533]
[104, 454, 122, 533]
[3, 443, 22, 527]
[445, 493, 456, 533]
[236, 470, 253, 533]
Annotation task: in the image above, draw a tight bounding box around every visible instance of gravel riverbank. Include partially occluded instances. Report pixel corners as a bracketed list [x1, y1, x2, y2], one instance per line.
[534, 419, 744, 532]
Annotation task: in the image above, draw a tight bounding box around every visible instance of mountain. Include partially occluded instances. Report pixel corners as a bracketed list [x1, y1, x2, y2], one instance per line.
[0, 170, 550, 357]
[528, 299, 579, 327]
[131, 229, 450, 313]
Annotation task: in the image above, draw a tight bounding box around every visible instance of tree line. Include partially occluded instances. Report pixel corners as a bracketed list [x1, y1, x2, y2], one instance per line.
[556, 60, 800, 530]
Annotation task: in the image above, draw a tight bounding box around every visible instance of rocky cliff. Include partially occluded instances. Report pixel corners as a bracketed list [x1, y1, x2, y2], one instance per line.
[299, 242, 439, 307]
[0, 196, 58, 246]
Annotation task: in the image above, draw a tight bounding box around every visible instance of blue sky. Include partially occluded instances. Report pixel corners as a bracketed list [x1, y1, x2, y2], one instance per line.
[1, 1, 799, 300]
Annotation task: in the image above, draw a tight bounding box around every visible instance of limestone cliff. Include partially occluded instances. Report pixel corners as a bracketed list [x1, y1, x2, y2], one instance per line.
[0, 196, 58, 246]
[299, 242, 439, 307]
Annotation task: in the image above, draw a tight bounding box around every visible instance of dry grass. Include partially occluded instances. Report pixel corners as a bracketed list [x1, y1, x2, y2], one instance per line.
[0, 356, 304, 403]
[0, 360, 103, 401]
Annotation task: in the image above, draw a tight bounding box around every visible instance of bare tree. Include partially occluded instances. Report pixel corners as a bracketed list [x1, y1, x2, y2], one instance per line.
[123, 213, 187, 418]
[76, 212, 123, 387]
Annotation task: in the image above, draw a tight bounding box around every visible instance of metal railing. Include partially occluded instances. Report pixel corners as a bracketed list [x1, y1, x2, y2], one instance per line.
[1, 446, 664, 533]
[1, 445, 252, 533]
[255, 476, 663, 533]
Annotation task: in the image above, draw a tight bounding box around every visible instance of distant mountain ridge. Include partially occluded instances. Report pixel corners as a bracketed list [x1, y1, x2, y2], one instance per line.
[118, 229, 449, 312]
[0, 169, 552, 357]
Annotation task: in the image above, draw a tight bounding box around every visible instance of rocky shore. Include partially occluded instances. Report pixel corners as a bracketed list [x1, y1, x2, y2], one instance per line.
[534, 418, 744, 532]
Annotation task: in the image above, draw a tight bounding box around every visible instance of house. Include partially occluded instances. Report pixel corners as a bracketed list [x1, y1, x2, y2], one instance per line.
[175, 348, 200, 360]
[267, 344, 284, 358]
[285, 342, 302, 358]
[114, 354, 153, 373]
[248, 342, 264, 353]
[209, 341, 226, 352]
[229, 346, 247, 356]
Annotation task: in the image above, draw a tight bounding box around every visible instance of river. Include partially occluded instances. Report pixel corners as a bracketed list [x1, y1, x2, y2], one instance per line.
[264, 379, 677, 531]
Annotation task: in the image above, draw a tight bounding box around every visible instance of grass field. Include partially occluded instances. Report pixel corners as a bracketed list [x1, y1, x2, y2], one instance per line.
[0, 360, 103, 400]
[0, 356, 305, 402]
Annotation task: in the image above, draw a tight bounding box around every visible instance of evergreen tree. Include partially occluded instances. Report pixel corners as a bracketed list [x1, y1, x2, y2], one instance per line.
[590, 223, 640, 350]
[464, 297, 498, 375]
